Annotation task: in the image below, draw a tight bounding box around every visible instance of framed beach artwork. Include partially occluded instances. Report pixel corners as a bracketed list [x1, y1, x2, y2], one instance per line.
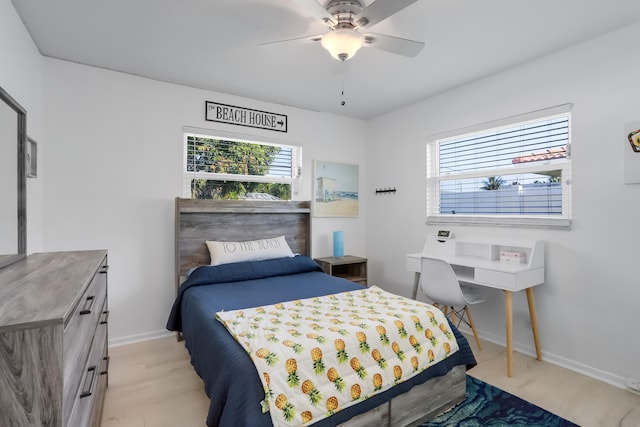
[624, 120, 640, 184]
[313, 160, 359, 217]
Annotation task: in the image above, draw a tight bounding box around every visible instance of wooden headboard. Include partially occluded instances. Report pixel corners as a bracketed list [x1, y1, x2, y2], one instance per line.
[174, 197, 311, 292]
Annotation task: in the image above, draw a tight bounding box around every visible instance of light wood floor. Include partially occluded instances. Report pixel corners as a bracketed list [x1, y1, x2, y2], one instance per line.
[101, 334, 640, 427]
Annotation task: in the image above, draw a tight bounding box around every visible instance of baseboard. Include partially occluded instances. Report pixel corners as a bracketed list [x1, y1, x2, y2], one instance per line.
[109, 329, 174, 347]
[467, 327, 628, 391]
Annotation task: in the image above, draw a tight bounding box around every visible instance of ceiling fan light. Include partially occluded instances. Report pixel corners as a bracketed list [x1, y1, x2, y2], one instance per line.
[321, 28, 364, 61]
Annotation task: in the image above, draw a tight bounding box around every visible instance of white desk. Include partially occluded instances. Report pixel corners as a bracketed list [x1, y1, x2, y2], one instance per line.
[407, 234, 545, 377]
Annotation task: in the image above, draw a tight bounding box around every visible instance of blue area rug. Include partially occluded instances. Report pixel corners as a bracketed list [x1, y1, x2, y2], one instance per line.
[421, 375, 579, 426]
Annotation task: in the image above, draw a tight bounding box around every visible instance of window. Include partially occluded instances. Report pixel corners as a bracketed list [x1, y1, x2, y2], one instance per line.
[183, 128, 301, 200]
[427, 105, 572, 228]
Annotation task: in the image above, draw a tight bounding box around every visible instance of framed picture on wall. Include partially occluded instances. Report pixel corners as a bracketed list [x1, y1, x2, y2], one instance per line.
[313, 160, 359, 217]
[26, 137, 37, 178]
[624, 121, 640, 184]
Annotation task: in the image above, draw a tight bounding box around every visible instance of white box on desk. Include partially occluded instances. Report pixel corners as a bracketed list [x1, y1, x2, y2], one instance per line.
[500, 251, 526, 264]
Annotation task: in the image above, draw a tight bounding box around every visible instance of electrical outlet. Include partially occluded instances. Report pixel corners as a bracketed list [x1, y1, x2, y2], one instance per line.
[626, 377, 640, 395]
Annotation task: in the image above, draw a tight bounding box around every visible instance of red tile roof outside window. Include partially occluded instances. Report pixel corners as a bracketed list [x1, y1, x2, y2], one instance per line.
[512, 146, 567, 164]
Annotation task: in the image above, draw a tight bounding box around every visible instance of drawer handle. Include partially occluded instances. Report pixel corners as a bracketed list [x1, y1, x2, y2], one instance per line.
[79, 295, 95, 315]
[80, 365, 97, 398]
[100, 356, 110, 375]
[100, 310, 110, 324]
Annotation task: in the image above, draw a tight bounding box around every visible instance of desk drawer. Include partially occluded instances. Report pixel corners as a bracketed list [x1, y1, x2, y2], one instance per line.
[474, 267, 544, 290]
[406, 256, 421, 272]
[475, 269, 516, 289]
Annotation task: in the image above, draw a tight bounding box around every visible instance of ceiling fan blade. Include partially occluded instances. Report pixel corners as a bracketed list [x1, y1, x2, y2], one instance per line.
[355, 0, 418, 29]
[293, 0, 336, 27]
[260, 34, 322, 47]
[363, 33, 424, 57]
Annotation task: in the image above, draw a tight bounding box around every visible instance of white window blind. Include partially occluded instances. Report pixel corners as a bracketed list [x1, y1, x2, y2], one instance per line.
[427, 106, 572, 228]
[183, 129, 301, 200]
[186, 136, 295, 177]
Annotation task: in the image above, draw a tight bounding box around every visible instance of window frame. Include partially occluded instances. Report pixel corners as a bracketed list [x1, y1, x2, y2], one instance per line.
[182, 126, 302, 200]
[426, 104, 572, 229]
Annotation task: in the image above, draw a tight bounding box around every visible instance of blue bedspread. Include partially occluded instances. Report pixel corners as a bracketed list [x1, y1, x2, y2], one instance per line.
[166, 256, 476, 427]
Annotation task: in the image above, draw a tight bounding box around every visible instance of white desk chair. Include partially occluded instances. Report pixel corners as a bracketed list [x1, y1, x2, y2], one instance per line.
[419, 257, 487, 350]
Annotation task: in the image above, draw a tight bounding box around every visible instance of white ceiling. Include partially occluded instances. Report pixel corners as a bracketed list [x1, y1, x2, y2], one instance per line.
[11, 0, 640, 120]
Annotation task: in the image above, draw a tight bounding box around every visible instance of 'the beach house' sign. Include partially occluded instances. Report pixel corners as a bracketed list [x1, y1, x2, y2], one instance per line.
[205, 101, 287, 133]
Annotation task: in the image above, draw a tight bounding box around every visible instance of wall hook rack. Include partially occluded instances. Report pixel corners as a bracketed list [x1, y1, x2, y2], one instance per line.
[375, 187, 397, 195]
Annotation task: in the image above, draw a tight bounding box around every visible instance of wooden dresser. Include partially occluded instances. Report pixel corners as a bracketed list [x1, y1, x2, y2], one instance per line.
[0, 250, 109, 427]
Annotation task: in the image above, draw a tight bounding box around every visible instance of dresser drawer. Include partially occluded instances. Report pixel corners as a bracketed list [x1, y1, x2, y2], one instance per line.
[68, 316, 108, 427]
[63, 257, 108, 424]
[89, 350, 109, 427]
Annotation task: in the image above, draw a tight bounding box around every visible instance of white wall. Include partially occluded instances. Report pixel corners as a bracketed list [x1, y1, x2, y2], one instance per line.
[42, 59, 368, 344]
[0, 0, 45, 252]
[366, 22, 640, 388]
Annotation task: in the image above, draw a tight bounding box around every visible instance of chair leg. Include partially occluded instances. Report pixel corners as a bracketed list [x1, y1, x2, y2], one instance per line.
[441, 305, 459, 329]
[464, 305, 482, 351]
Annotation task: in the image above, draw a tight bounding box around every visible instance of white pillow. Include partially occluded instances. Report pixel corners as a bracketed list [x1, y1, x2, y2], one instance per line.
[206, 236, 294, 266]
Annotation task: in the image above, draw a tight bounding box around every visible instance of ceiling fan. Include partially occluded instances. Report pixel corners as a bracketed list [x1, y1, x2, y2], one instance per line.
[263, 0, 424, 62]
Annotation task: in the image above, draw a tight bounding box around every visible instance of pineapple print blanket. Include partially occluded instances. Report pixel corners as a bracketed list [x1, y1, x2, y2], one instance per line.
[216, 286, 459, 427]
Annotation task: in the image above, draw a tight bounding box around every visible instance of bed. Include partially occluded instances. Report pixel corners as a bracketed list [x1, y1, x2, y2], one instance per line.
[166, 198, 476, 427]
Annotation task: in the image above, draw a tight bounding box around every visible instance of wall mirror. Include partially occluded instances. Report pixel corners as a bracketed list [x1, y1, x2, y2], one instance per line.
[0, 86, 27, 269]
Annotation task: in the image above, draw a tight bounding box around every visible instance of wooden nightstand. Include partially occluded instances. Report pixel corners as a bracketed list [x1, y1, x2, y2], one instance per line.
[314, 255, 367, 286]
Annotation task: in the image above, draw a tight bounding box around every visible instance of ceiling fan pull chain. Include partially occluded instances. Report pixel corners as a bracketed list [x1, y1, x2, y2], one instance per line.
[341, 63, 346, 106]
